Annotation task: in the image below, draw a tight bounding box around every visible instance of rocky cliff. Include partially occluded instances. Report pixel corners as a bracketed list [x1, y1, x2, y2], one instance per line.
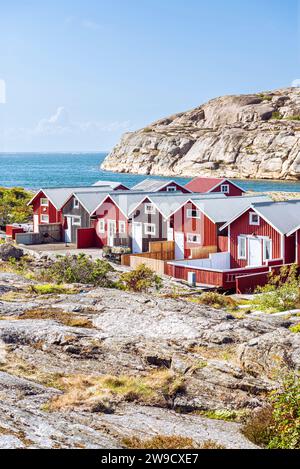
[102, 87, 300, 180]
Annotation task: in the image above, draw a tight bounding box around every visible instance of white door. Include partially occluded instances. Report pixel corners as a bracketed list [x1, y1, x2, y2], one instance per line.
[167, 222, 174, 241]
[174, 232, 185, 259]
[107, 220, 116, 247]
[132, 222, 143, 253]
[64, 216, 72, 243]
[33, 214, 39, 233]
[248, 237, 262, 266]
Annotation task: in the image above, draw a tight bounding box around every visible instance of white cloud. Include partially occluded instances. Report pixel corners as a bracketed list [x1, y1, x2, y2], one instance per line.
[33, 107, 130, 136]
[0, 79, 6, 104]
[292, 79, 300, 88]
[82, 19, 101, 31]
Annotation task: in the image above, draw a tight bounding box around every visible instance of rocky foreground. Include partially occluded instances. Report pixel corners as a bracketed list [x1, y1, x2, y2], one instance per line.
[102, 87, 300, 180]
[0, 264, 299, 449]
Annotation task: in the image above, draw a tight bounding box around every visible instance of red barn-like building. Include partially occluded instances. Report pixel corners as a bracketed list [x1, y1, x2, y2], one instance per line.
[185, 177, 245, 197]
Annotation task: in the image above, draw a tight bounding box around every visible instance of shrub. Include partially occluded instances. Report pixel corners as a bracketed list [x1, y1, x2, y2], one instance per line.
[29, 284, 77, 295]
[44, 254, 114, 286]
[272, 111, 283, 120]
[117, 264, 162, 292]
[242, 373, 300, 449]
[252, 264, 300, 313]
[289, 323, 300, 333]
[191, 292, 237, 310]
[0, 187, 33, 225]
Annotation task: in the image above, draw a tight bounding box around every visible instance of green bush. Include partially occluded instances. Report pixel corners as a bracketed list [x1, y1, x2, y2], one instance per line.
[29, 284, 77, 295]
[44, 254, 114, 286]
[252, 264, 300, 313]
[290, 323, 300, 333]
[271, 111, 283, 120]
[242, 373, 300, 449]
[0, 187, 33, 225]
[117, 264, 162, 293]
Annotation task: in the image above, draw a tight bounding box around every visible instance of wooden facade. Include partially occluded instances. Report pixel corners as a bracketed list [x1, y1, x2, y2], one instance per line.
[62, 197, 91, 244]
[94, 196, 129, 248]
[32, 191, 62, 231]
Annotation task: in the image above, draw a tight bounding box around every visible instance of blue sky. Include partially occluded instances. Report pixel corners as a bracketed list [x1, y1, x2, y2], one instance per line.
[0, 0, 299, 152]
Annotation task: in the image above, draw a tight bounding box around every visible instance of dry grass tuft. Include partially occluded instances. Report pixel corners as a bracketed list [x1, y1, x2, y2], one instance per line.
[122, 435, 225, 449]
[19, 308, 93, 328]
[46, 369, 185, 412]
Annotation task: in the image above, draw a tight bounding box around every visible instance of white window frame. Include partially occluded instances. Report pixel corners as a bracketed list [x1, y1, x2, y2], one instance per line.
[72, 216, 81, 226]
[40, 214, 49, 223]
[167, 185, 177, 192]
[249, 212, 260, 226]
[119, 220, 126, 234]
[144, 223, 156, 235]
[186, 209, 201, 219]
[73, 198, 79, 209]
[145, 203, 156, 215]
[187, 233, 201, 244]
[98, 219, 105, 233]
[221, 184, 230, 194]
[40, 198, 49, 207]
[238, 236, 247, 260]
[263, 238, 272, 262]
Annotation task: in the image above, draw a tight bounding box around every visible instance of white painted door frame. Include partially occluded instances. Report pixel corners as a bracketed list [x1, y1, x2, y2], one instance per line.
[174, 232, 185, 259]
[64, 216, 72, 243]
[33, 214, 39, 233]
[107, 219, 117, 247]
[132, 222, 143, 253]
[248, 237, 262, 267]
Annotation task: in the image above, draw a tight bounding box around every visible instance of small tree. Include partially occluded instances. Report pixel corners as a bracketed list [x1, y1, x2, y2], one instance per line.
[252, 264, 300, 313]
[118, 264, 162, 293]
[45, 254, 114, 286]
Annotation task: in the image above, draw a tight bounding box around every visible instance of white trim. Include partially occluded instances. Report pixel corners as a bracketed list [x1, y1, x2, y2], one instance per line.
[145, 203, 156, 214]
[73, 198, 80, 209]
[249, 212, 260, 226]
[281, 234, 285, 264]
[40, 198, 49, 207]
[228, 225, 230, 252]
[40, 214, 49, 223]
[220, 204, 284, 235]
[287, 225, 300, 237]
[98, 219, 105, 233]
[119, 220, 126, 234]
[237, 236, 247, 260]
[207, 178, 245, 194]
[187, 233, 201, 244]
[220, 184, 230, 194]
[186, 208, 201, 219]
[91, 194, 128, 219]
[72, 216, 81, 226]
[262, 238, 272, 262]
[166, 185, 177, 192]
[144, 223, 156, 235]
[128, 195, 165, 218]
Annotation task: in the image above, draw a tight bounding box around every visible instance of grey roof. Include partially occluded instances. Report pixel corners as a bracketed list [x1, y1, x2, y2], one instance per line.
[73, 191, 111, 215]
[92, 180, 128, 189]
[251, 200, 300, 235]
[30, 186, 113, 209]
[131, 178, 185, 192]
[193, 195, 271, 224]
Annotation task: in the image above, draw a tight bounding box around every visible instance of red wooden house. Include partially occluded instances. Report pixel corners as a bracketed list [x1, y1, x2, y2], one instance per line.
[185, 177, 245, 197]
[220, 200, 300, 268]
[168, 195, 269, 259]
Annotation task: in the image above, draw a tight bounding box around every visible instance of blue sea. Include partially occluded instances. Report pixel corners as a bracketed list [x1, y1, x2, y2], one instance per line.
[1, 152, 300, 193]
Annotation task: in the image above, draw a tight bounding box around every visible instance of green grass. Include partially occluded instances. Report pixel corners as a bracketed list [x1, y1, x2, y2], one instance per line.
[289, 323, 300, 333]
[271, 111, 283, 120]
[197, 409, 248, 422]
[28, 284, 77, 295]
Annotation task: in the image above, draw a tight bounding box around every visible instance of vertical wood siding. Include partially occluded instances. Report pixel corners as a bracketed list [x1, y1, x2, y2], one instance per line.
[229, 209, 281, 268]
[33, 192, 62, 225]
[211, 181, 244, 197]
[94, 197, 128, 246]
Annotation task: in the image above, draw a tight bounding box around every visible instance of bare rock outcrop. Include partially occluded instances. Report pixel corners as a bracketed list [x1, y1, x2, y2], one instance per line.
[102, 87, 300, 180]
